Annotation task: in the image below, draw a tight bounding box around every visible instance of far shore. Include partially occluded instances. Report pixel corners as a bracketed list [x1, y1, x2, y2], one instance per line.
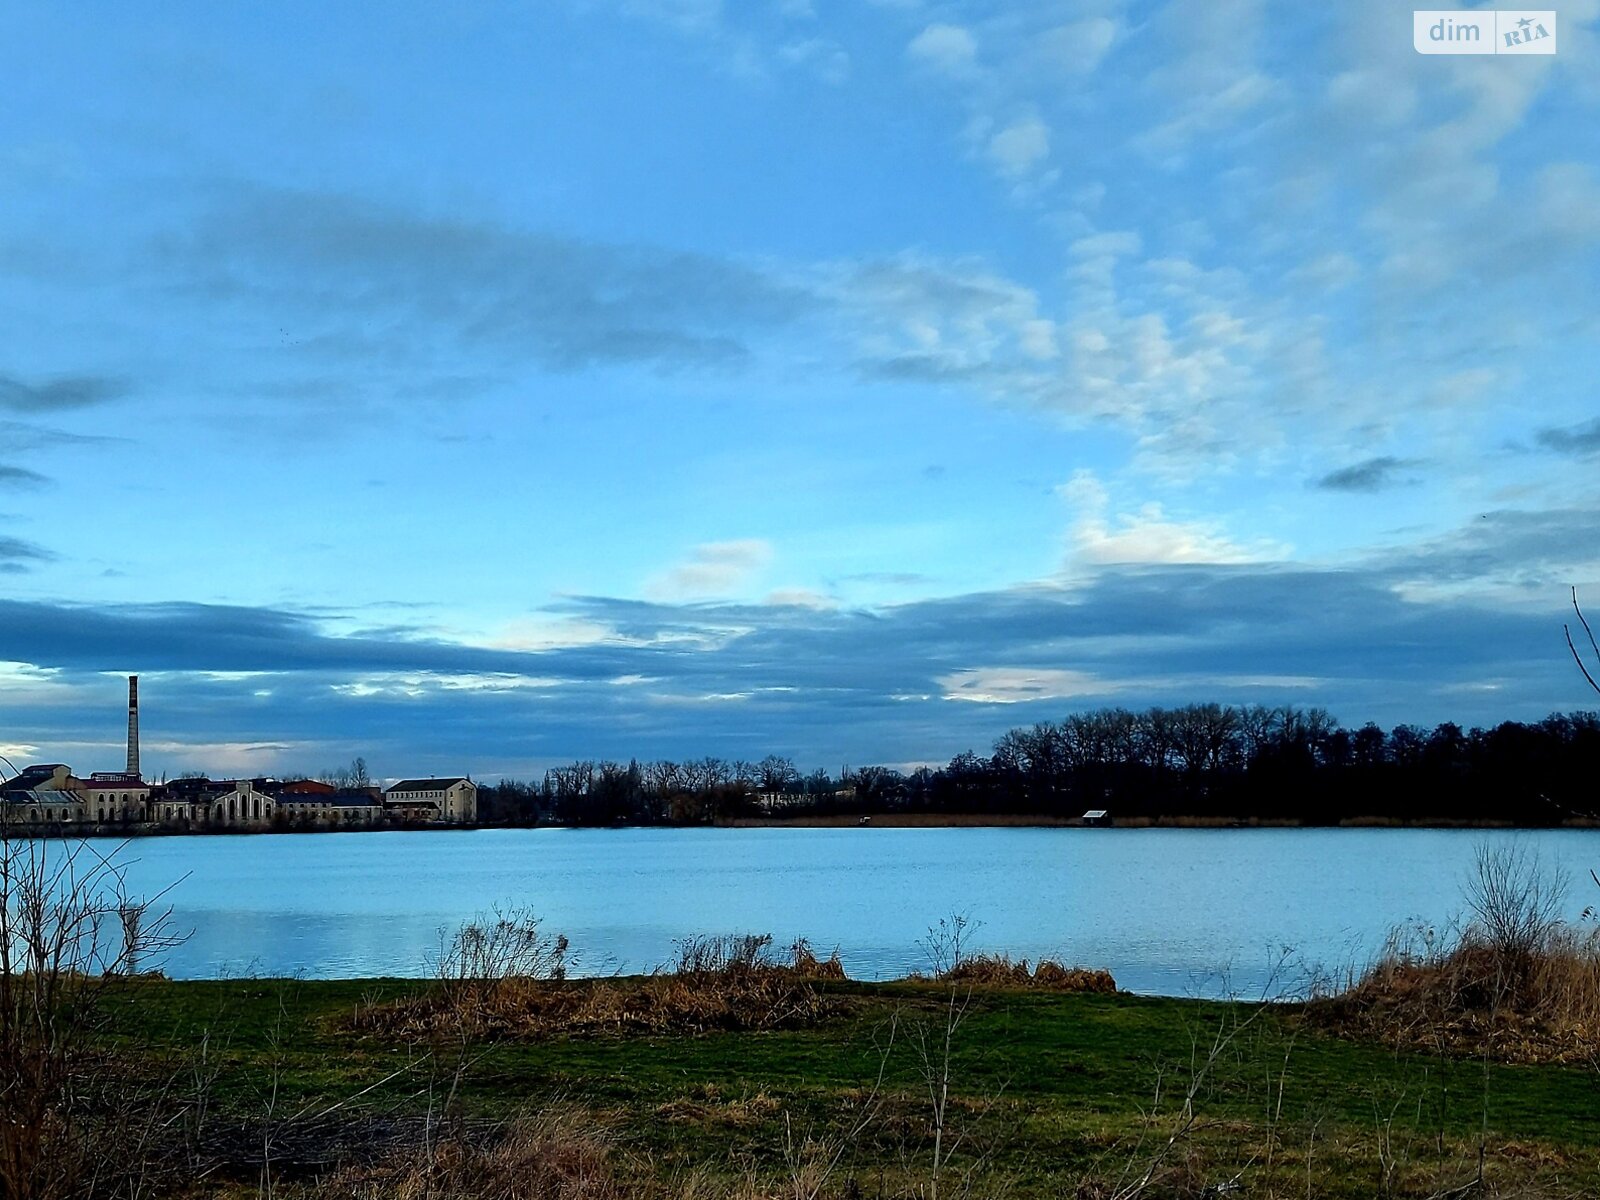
[719, 812, 1600, 830]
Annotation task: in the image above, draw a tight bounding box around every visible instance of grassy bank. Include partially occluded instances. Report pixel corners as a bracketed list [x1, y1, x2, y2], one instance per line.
[89, 974, 1600, 1198]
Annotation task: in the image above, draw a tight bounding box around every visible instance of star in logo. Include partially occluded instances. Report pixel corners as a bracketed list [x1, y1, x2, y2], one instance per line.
[1517, 16, 1534, 29]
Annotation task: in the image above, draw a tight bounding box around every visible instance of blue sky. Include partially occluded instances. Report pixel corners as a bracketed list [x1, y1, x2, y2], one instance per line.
[2, 0, 1598, 782]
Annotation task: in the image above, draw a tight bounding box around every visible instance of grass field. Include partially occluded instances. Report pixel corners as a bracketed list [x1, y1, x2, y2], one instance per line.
[95, 975, 1600, 1198]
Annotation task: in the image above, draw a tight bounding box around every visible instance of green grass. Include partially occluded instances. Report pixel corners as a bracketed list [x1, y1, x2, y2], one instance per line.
[95, 977, 1600, 1197]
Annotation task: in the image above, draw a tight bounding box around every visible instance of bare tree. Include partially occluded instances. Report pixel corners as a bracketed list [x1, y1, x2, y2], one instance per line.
[1567, 587, 1599, 696]
[757, 754, 799, 794]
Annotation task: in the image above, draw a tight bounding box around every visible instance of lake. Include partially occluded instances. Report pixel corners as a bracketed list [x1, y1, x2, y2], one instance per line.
[88, 826, 1599, 997]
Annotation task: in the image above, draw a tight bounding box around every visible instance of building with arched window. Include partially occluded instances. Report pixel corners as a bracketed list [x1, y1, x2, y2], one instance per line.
[79, 773, 151, 823]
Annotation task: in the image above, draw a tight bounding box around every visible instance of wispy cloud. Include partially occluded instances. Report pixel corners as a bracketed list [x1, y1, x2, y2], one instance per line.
[647, 539, 774, 600]
[1536, 417, 1600, 457]
[0, 536, 54, 570]
[906, 23, 978, 76]
[0, 466, 49, 490]
[0, 373, 128, 412]
[1314, 456, 1420, 493]
[159, 186, 816, 375]
[0, 420, 125, 450]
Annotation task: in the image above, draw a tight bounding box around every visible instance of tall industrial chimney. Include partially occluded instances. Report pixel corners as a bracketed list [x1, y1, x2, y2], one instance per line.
[125, 675, 140, 778]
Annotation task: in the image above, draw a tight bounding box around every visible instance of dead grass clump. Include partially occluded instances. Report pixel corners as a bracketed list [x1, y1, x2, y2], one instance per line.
[942, 953, 1032, 986]
[327, 1106, 622, 1200]
[654, 1083, 781, 1128]
[938, 953, 1118, 993]
[788, 938, 847, 980]
[1031, 961, 1119, 994]
[1310, 923, 1600, 1063]
[345, 930, 850, 1042]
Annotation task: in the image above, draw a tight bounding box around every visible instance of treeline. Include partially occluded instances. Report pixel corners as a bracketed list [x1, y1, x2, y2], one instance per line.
[475, 705, 1600, 827]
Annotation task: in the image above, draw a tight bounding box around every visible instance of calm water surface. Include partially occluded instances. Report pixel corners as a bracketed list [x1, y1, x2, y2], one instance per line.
[96, 827, 1600, 997]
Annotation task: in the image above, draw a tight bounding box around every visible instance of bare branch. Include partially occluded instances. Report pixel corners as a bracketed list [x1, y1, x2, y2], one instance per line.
[1566, 587, 1600, 696]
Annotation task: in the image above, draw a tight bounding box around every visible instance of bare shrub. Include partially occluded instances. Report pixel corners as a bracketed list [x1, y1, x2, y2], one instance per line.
[1464, 842, 1566, 964]
[671, 932, 776, 975]
[919, 912, 977, 977]
[0, 833, 184, 1199]
[435, 904, 570, 1009]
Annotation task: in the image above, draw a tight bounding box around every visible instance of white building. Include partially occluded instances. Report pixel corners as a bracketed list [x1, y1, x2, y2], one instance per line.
[203, 779, 276, 829]
[278, 790, 385, 828]
[384, 777, 477, 823]
[78, 773, 151, 823]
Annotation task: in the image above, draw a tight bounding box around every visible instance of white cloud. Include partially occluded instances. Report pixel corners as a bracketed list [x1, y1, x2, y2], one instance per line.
[1325, 69, 1416, 128]
[1037, 18, 1116, 74]
[765, 587, 835, 609]
[986, 114, 1051, 178]
[648, 539, 774, 599]
[622, 0, 724, 33]
[1018, 318, 1059, 361]
[841, 254, 1055, 379]
[1139, 72, 1276, 160]
[1287, 252, 1359, 292]
[1534, 163, 1600, 245]
[779, 38, 850, 85]
[907, 23, 977, 75]
[939, 667, 1115, 704]
[1137, 0, 1277, 158]
[1422, 368, 1498, 412]
[1059, 470, 1286, 567]
[487, 617, 616, 651]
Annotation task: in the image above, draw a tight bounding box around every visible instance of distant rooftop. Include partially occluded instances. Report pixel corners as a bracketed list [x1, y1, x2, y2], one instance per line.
[1, 764, 71, 790]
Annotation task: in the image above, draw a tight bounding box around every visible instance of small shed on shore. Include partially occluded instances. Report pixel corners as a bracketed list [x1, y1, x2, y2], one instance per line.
[1081, 809, 1112, 827]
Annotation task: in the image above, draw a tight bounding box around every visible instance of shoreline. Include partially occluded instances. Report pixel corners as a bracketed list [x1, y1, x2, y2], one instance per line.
[718, 812, 1600, 829]
[13, 812, 1600, 839]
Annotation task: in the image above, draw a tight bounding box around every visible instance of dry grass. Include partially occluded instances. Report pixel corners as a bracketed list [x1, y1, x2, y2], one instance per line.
[324, 1105, 625, 1200]
[345, 933, 850, 1042]
[1310, 924, 1600, 1063]
[935, 953, 1118, 993]
[1310, 845, 1600, 1064]
[653, 1083, 782, 1129]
